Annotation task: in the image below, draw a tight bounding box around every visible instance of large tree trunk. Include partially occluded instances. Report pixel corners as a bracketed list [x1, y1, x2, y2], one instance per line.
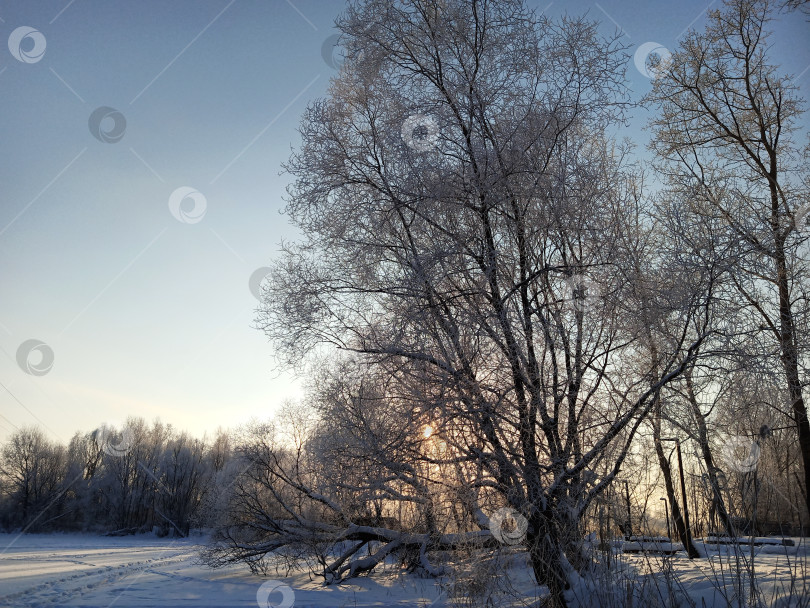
[527, 511, 570, 608]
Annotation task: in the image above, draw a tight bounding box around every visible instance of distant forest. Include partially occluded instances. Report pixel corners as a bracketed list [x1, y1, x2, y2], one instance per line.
[0, 419, 230, 536]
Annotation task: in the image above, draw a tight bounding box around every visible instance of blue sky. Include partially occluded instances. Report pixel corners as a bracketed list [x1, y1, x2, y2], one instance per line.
[0, 0, 808, 445]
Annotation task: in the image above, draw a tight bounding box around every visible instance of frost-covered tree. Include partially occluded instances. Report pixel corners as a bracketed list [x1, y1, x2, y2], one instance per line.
[646, 0, 810, 517]
[0, 427, 66, 530]
[0, 419, 220, 536]
[240, 0, 712, 603]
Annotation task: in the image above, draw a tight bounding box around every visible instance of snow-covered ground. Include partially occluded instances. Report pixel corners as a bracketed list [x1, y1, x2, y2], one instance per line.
[0, 533, 807, 607]
[587, 538, 810, 608]
[0, 533, 444, 607]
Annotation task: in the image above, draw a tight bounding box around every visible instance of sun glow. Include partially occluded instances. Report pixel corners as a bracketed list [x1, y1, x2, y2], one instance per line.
[423, 425, 434, 439]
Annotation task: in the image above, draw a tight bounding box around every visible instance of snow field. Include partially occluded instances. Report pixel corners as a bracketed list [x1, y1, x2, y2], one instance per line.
[0, 533, 445, 607]
[0, 534, 807, 607]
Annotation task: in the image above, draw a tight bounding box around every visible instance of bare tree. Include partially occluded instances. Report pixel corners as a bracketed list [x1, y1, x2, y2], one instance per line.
[0, 419, 220, 535]
[156, 432, 210, 536]
[251, 0, 712, 603]
[646, 0, 810, 517]
[0, 427, 66, 530]
[782, 0, 810, 16]
[682, 368, 736, 536]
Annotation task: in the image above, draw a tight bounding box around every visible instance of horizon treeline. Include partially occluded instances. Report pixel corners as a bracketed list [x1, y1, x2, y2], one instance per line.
[0, 395, 805, 539]
[0, 418, 233, 536]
